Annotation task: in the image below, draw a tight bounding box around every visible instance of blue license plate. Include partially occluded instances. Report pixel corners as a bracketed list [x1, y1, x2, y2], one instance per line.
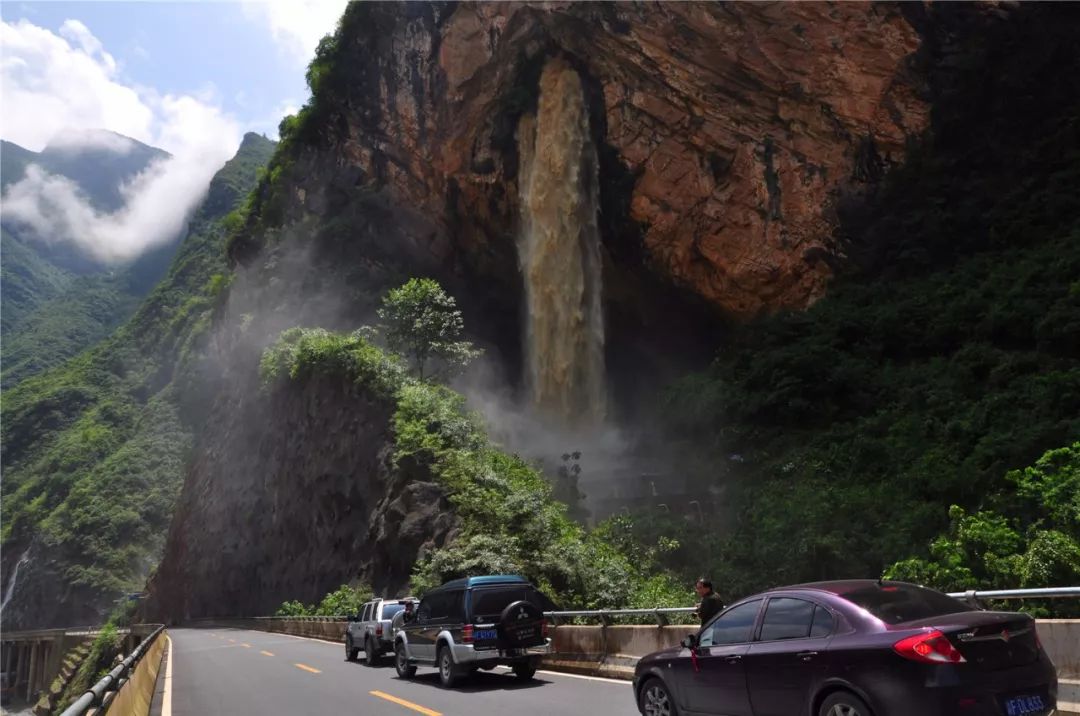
[474, 629, 498, 640]
[1003, 694, 1046, 716]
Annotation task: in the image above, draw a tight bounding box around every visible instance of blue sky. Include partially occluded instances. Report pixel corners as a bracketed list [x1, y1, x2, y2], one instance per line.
[2, 1, 346, 145]
[9, 2, 305, 138]
[0, 1, 346, 261]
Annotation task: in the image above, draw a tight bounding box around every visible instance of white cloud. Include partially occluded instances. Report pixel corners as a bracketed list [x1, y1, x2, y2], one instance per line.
[0, 18, 242, 263]
[243, 0, 349, 65]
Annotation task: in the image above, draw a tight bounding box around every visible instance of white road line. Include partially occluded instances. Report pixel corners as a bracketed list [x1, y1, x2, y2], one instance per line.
[493, 665, 631, 685]
[163, 634, 173, 716]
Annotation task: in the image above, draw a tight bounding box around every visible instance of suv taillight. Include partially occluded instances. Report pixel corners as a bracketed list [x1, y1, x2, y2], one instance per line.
[375, 625, 383, 637]
[462, 625, 473, 644]
[541, 619, 549, 638]
[894, 630, 966, 664]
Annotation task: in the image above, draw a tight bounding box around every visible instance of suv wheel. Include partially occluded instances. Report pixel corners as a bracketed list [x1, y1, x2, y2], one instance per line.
[819, 692, 874, 716]
[512, 662, 536, 680]
[437, 645, 460, 688]
[345, 635, 359, 662]
[639, 678, 677, 716]
[394, 642, 416, 679]
[364, 637, 378, 666]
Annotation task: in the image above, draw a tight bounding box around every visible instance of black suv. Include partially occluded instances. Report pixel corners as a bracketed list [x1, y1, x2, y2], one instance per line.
[393, 575, 555, 687]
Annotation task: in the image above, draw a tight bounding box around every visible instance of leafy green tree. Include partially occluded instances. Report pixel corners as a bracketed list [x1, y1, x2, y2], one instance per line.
[885, 444, 1080, 594]
[274, 599, 312, 617]
[376, 278, 480, 380]
[314, 583, 372, 617]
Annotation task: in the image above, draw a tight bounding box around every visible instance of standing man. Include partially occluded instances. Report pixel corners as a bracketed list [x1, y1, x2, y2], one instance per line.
[695, 578, 724, 624]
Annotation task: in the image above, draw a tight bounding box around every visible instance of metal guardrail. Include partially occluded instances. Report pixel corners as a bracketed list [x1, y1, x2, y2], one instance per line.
[947, 587, 1080, 604]
[546, 607, 697, 626]
[59, 624, 165, 716]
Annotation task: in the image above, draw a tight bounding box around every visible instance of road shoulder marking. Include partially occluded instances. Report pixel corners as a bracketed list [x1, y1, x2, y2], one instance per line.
[294, 662, 321, 674]
[370, 690, 442, 716]
[163, 635, 173, 716]
[260, 650, 274, 656]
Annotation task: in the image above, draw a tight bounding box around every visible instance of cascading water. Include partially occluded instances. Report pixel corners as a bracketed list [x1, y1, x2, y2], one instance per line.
[516, 57, 606, 426]
[0, 547, 31, 616]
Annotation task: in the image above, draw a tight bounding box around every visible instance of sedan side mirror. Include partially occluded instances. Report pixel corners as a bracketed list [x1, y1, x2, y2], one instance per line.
[681, 633, 698, 649]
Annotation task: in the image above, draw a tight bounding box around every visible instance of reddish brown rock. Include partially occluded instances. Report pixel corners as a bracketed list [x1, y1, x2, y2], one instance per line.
[296, 2, 928, 318]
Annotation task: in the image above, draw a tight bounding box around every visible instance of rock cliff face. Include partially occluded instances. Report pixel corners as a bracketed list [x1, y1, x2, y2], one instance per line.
[150, 366, 456, 619]
[277, 1, 927, 320]
[149, 2, 937, 618]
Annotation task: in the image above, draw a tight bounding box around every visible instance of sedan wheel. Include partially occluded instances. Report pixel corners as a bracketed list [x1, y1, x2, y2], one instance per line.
[640, 679, 676, 716]
[820, 691, 873, 716]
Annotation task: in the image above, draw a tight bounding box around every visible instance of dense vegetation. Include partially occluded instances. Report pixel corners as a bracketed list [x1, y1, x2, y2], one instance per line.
[260, 322, 687, 611]
[275, 584, 375, 617]
[0, 134, 276, 625]
[657, 5, 1080, 600]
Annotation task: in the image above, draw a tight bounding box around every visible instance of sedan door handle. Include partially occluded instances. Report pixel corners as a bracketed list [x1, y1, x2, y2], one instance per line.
[724, 655, 743, 664]
[796, 651, 818, 661]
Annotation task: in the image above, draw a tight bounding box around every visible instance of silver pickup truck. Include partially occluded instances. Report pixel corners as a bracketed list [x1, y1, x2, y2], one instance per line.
[345, 597, 415, 666]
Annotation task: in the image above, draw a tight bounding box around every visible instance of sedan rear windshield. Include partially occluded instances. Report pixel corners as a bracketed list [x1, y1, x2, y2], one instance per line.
[841, 584, 972, 625]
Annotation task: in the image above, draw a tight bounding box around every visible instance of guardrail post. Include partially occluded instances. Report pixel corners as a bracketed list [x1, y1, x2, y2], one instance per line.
[599, 611, 612, 627]
[654, 610, 669, 627]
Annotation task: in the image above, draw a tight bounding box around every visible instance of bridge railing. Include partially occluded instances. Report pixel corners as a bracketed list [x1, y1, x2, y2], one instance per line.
[58, 624, 164, 716]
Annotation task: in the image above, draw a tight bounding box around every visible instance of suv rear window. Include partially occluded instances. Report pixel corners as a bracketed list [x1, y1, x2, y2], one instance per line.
[840, 584, 972, 625]
[469, 586, 556, 622]
[380, 603, 405, 620]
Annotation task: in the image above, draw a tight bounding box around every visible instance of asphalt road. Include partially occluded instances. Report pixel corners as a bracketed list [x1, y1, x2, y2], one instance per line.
[153, 626, 637, 716]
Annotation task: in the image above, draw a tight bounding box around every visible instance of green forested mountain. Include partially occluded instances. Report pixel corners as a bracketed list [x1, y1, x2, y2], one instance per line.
[1, 132, 178, 387]
[0, 133, 276, 629]
[653, 8, 1080, 599]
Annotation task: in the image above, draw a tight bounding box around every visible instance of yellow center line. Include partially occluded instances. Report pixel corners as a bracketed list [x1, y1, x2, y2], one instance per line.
[260, 650, 274, 657]
[370, 690, 442, 716]
[294, 663, 321, 674]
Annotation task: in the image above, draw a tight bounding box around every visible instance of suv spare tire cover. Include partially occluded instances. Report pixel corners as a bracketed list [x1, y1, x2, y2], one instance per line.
[497, 600, 544, 646]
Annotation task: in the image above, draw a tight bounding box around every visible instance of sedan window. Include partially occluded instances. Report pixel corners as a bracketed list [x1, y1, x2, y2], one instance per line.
[701, 599, 761, 646]
[759, 598, 816, 641]
[810, 605, 834, 637]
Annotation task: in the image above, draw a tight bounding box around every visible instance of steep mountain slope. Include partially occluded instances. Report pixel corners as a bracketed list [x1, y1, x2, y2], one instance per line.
[1, 131, 180, 386]
[0, 133, 276, 630]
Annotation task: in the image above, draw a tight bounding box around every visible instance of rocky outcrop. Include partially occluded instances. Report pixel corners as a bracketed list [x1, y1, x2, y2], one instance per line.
[148, 367, 456, 619]
[273, 2, 927, 320]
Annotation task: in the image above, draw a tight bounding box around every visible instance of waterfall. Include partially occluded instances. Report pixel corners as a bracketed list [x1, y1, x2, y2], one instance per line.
[516, 57, 606, 425]
[1, 547, 31, 615]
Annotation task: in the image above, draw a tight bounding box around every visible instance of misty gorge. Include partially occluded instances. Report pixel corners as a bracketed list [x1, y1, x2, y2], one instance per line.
[1, 0, 1079, 646]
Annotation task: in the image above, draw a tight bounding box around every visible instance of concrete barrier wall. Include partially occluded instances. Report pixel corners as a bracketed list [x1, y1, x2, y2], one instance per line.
[1037, 620, 1080, 679]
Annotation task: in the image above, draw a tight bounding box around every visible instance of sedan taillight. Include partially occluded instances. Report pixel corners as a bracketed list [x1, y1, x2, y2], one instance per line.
[894, 630, 966, 664]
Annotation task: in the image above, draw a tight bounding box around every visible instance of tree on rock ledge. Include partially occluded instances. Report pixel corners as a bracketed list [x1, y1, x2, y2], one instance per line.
[377, 278, 480, 381]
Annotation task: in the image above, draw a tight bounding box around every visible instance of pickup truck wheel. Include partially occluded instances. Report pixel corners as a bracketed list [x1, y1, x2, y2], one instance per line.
[394, 642, 416, 679]
[512, 662, 536, 680]
[364, 637, 378, 666]
[345, 635, 359, 662]
[437, 645, 460, 688]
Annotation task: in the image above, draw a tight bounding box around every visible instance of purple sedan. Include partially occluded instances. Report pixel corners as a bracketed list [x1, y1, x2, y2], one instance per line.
[633, 580, 1057, 716]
